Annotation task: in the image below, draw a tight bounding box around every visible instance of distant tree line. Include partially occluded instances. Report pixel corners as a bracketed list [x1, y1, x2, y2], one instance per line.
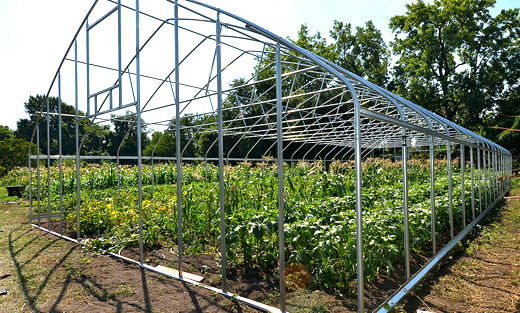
[1, 0, 519, 176]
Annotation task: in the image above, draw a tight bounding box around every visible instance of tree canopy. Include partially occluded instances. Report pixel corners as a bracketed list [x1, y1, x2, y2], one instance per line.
[15, 95, 111, 156]
[330, 20, 391, 86]
[389, 0, 520, 131]
[108, 111, 150, 158]
[291, 21, 391, 87]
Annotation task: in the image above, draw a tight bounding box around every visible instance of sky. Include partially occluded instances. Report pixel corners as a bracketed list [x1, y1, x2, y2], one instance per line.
[0, 0, 517, 130]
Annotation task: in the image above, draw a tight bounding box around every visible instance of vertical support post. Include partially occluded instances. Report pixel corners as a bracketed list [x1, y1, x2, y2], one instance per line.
[486, 150, 493, 204]
[151, 157, 155, 199]
[509, 156, 511, 188]
[500, 154, 503, 193]
[502, 154, 509, 192]
[470, 147, 474, 220]
[86, 20, 90, 116]
[506, 156, 509, 189]
[429, 136, 436, 255]
[109, 90, 113, 110]
[497, 154, 500, 194]
[492, 152, 496, 200]
[502, 155, 504, 193]
[490, 151, 494, 202]
[117, 156, 121, 196]
[460, 145, 465, 228]
[503, 155, 505, 192]
[477, 148, 482, 214]
[216, 10, 226, 292]
[502, 154, 504, 190]
[499, 154, 502, 194]
[135, 0, 144, 265]
[353, 84, 364, 313]
[485, 150, 488, 204]
[46, 98, 51, 231]
[174, 0, 184, 278]
[506, 155, 508, 190]
[447, 142, 454, 239]
[75, 39, 81, 239]
[503, 154, 509, 192]
[502, 155, 504, 192]
[490, 151, 493, 201]
[497, 153, 500, 195]
[500, 154, 504, 193]
[118, 0, 122, 108]
[483, 149, 488, 208]
[58, 72, 64, 235]
[28, 142, 32, 223]
[502, 154, 509, 188]
[276, 40, 286, 312]
[37, 124, 41, 227]
[402, 131, 410, 280]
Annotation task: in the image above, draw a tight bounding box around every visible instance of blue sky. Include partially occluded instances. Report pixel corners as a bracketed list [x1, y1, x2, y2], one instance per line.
[0, 0, 517, 130]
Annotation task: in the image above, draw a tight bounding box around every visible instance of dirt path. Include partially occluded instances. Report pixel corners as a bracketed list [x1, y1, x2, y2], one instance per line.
[399, 179, 520, 312]
[0, 201, 258, 313]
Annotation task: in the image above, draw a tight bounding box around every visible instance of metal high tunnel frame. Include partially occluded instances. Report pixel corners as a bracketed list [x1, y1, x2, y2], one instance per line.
[28, 0, 512, 312]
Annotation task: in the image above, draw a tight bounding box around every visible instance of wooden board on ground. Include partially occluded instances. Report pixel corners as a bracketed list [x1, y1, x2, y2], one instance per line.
[154, 265, 204, 282]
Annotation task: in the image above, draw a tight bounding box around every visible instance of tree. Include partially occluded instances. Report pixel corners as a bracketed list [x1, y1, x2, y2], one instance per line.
[108, 112, 150, 159]
[293, 24, 335, 61]
[389, 0, 520, 129]
[484, 87, 520, 159]
[15, 95, 111, 156]
[330, 20, 391, 86]
[0, 138, 39, 176]
[143, 115, 199, 159]
[0, 125, 32, 176]
[144, 131, 175, 158]
[0, 125, 14, 142]
[291, 23, 391, 87]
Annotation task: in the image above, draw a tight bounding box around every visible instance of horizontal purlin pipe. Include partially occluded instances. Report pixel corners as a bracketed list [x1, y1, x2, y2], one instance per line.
[28, 155, 331, 162]
[88, 84, 120, 98]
